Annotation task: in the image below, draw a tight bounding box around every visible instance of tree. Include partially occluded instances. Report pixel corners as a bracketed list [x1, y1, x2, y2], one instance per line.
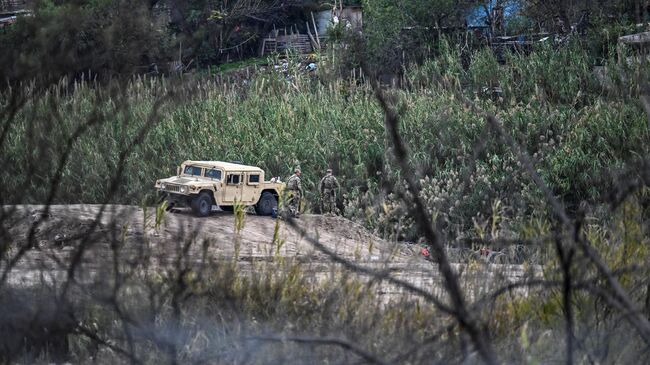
[361, 0, 479, 76]
[163, 0, 315, 65]
[522, 0, 648, 32]
[0, 0, 167, 83]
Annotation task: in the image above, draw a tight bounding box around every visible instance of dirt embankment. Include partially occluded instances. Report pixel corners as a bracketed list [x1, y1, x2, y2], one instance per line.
[4, 204, 411, 261]
[2, 205, 539, 301]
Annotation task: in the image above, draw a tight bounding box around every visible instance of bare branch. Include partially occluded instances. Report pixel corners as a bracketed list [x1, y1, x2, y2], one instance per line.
[362, 64, 498, 364]
[281, 214, 454, 314]
[433, 66, 650, 347]
[0, 102, 106, 287]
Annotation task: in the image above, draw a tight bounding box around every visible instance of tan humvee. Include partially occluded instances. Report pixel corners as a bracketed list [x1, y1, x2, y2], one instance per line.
[155, 160, 284, 217]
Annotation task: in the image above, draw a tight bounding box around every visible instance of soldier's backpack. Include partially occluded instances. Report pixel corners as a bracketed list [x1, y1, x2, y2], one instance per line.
[287, 175, 299, 190]
[323, 175, 336, 189]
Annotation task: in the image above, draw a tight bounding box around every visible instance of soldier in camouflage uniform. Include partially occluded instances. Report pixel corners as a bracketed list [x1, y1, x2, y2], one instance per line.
[285, 168, 303, 217]
[319, 168, 340, 216]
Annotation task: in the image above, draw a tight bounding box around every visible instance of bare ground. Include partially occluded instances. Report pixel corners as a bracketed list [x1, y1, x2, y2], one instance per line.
[1, 205, 540, 302]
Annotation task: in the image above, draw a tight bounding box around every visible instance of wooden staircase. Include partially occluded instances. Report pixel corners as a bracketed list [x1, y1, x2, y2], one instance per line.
[261, 34, 314, 56]
[261, 38, 277, 56]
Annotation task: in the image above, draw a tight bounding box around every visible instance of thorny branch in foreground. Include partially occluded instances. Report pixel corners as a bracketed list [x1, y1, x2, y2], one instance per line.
[269, 54, 650, 363]
[429, 60, 650, 361]
[2, 31, 650, 365]
[363, 62, 499, 365]
[446, 79, 650, 348]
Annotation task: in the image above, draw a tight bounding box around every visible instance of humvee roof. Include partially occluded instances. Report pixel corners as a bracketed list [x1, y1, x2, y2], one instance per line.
[183, 160, 263, 172]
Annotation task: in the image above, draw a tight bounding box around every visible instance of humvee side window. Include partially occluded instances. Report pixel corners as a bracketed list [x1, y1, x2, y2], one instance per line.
[227, 174, 241, 185]
[206, 169, 222, 180]
[184, 166, 203, 176]
[248, 174, 260, 184]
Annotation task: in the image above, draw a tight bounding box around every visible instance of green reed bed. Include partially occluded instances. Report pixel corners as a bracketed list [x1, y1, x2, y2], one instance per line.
[1, 44, 648, 245]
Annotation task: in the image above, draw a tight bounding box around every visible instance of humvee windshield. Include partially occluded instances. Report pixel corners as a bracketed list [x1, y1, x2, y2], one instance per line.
[205, 168, 222, 180]
[183, 165, 203, 176]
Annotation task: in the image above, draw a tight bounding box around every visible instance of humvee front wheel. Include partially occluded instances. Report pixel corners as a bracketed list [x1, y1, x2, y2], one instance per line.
[191, 192, 212, 217]
[255, 192, 277, 216]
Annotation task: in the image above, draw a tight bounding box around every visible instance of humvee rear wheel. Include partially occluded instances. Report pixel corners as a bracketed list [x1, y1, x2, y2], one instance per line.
[191, 192, 212, 217]
[255, 192, 277, 216]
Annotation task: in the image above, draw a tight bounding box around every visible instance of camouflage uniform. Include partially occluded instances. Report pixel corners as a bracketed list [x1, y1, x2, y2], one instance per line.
[319, 170, 339, 215]
[286, 171, 303, 217]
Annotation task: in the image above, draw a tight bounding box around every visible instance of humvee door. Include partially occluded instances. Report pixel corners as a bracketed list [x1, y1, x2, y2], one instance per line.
[222, 172, 244, 202]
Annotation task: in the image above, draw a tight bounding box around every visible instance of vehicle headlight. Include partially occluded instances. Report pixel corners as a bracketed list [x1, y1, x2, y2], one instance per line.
[180, 186, 188, 194]
[161, 183, 166, 190]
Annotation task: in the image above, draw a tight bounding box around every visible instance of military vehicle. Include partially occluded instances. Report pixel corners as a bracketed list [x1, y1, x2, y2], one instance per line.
[155, 160, 284, 217]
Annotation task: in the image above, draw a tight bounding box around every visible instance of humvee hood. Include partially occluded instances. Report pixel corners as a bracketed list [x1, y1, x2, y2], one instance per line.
[162, 176, 218, 185]
[168, 177, 194, 184]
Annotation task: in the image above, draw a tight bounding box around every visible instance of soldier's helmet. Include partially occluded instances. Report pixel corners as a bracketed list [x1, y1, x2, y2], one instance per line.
[295, 168, 301, 174]
[326, 168, 332, 174]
